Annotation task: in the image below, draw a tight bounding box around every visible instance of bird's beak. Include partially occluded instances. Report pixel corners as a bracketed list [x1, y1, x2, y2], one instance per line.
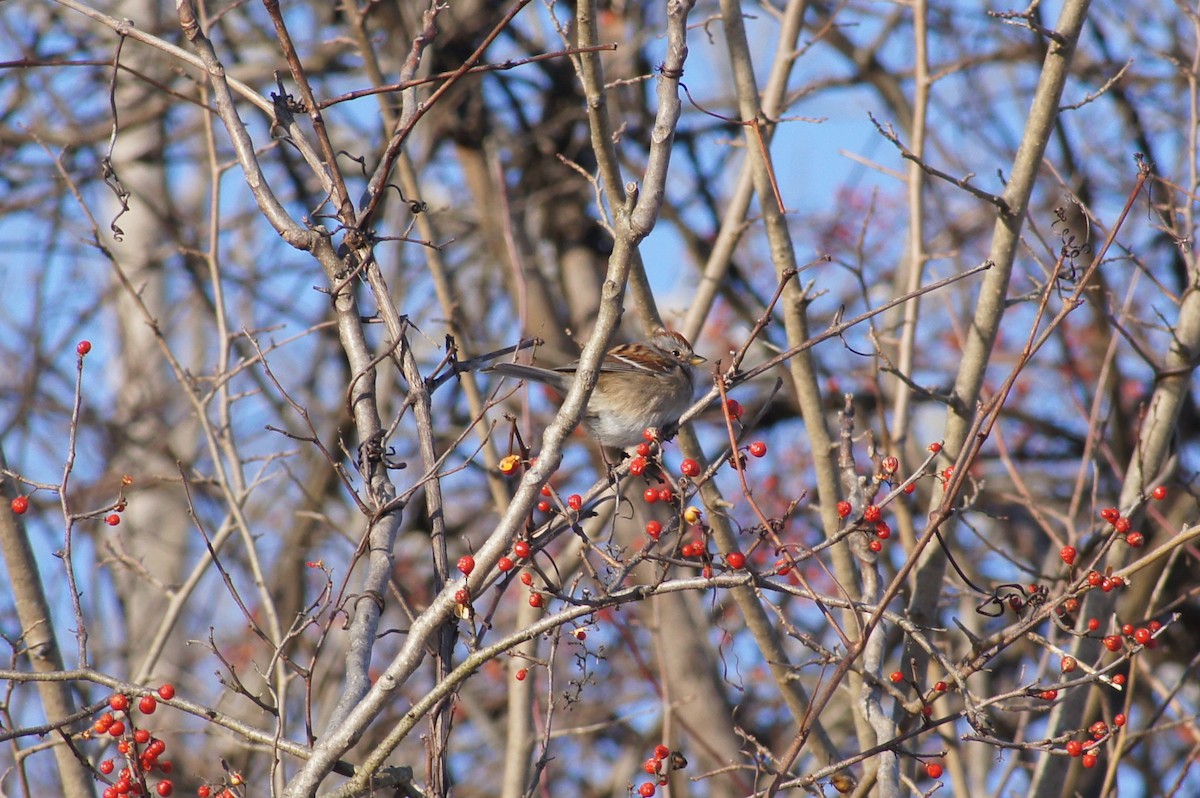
[689, 354, 707, 366]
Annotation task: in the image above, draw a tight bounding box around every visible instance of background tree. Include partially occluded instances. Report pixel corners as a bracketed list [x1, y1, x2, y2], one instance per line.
[2, 0, 1198, 797]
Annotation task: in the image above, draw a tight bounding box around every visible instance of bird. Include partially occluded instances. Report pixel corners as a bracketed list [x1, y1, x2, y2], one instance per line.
[490, 329, 706, 448]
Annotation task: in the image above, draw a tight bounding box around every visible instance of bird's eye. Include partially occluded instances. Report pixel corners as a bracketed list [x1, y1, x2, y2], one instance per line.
[671, 349, 682, 357]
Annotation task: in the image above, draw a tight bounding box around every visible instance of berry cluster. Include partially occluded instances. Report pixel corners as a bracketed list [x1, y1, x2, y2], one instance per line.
[636, 743, 685, 796]
[91, 686, 176, 797]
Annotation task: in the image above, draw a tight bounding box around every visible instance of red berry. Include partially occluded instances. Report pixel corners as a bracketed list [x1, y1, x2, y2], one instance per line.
[1040, 689, 1058, 700]
[528, 593, 543, 608]
[10, 496, 28, 515]
[725, 399, 743, 420]
[1110, 575, 1124, 588]
[934, 681, 948, 692]
[903, 483, 916, 494]
[157, 684, 175, 701]
[1114, 713, 1126, 727]
[1152, 485, 1167, 500]
[642, 428, 657, 442]
[1064, 598, 1079, 613]
[1089, 720, 1108, 738]
[457, 555, 475, 575]
[110, 694, 129, 712]
[77, 340, 92, 356]
[135, 728, 151, 744]
[658, 487, 672, 503]
[1103, 635, 1122, 652]
[644, 758, 660, 775]
[108, 720, 125, 736]
[1082, 753, 1097, 768]
[645, 521, 662, 540]
[1112, 674, 1126, 686]
[520, 572, 533, 586]
[498, 556, 514, 572]
[106, 514, 121, 526]
[1060, 656, 1077, 673]
[1060, 546, 1077, 565]
[138, 695, 157, 714]
[515, 669, 527, 681]
[1066, 740, 1082, 757]
[540, 485, 552, 497]
[863, 505, 881, 522]
[654, 744, 670, 760]
[874, 522, 890, 539]
[1114, 516, 1131, 533]
[514, 541, 531, 558]
[836, 500, 852, 518]
[1087, 618, 1100, 632]
[643, 488, 659, 504]
[748, 441, 767, 458]
[100, 759, 115, 774]
[927, 442, 942, 453]
[889, 671, 903, 683]
[1133, 627, 1152, 645]
[567, 494, 582, 511]
[868, 539, 882, 552]
[1087, 571, 1102, 587]
[157, 782, 174, 797]
[1149, 619, 1162, 632]
[1125, 532, 1144, 547]
[924, 762, 943, 779]
[1121, 623, 1134, 636]
[725, 551, 746, 569]
[1100, 507, 1119, 523]
[881, 456, 899, 473]
[629, 456, 647, 476]
[701, 565, 713, 578]
[680, 458, 701, 477]
[638, 782, 656, 797]
[536, 500, 551, 513]
[454, 589, 469, 605]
